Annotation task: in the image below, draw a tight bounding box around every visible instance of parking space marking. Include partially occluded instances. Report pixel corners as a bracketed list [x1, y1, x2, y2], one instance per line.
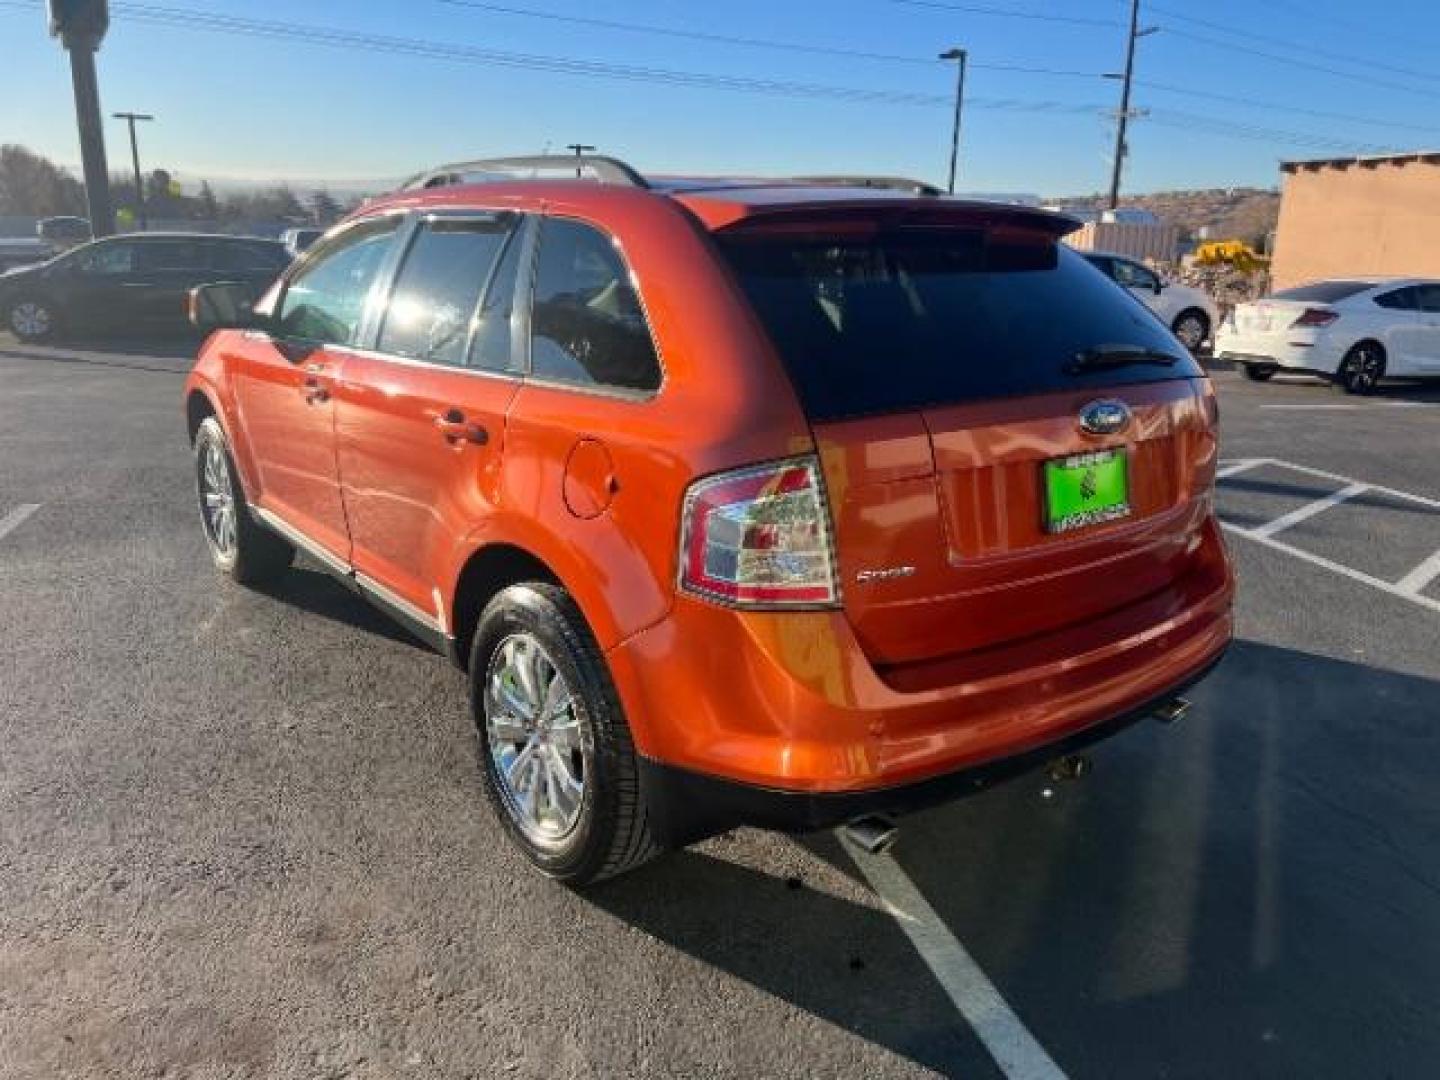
[1395, 548, 1440, 597]
[1251, 481, 1368, 540]
[1215, 458, 1263, 480]
[0, 503, 41, 542]
[841, 834, 1068, 1080]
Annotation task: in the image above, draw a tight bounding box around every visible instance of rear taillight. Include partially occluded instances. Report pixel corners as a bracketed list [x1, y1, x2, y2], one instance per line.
[679, 456, 840, 608]
[1291, 307, 1339, 328]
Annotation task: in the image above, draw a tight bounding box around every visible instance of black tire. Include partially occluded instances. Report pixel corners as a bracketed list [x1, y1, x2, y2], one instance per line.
[469, 582, 659, 885]
[1336, 342, 1386, 395]
[7, 296, 59, 343]
[193, 416, 293, 585]
[1171, 308, 1210, 353]
[1242, 364, 1275, 382]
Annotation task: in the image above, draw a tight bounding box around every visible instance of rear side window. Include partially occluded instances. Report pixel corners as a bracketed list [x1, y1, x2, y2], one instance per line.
[530, 218, 661, 393]
[277, 217, 400, 345]
[377, 215, 514, 367]
[1272, 281, 1373, 303]
[719, 228, 1200, 420]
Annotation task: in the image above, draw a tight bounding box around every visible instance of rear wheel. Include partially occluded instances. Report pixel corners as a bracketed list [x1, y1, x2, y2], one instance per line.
[8, 297, 58, 343]
[470, 582, 659, 885]
[1336, 342, 1385, 395]
[1242, 364, 1275, 382]
[193, 417, 293, 585]
[1171, 308, 1210, 353]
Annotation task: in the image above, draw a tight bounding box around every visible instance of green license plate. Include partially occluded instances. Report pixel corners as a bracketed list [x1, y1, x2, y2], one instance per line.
[1043, 449, 1131, 534]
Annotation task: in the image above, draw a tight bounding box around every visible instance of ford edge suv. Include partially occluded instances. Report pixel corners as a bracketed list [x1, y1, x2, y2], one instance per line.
[183, 156, 1233, 884]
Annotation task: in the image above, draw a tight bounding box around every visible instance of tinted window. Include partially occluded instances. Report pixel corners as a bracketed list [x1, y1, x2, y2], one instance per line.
[530, 218, 660, 393]
[1111, 258, 1159, 290]
[377, 216, 513, 367]
[720, 229, 1201, 421]
[470, 226, 524, 373]
[211, 240, 288, 274]
[277, 217, 399, 345]
[77, 241, 136, 274]
[1082, 254, 1115, 280]
[1272, 281, 1373, 303]
[135, 239, 206, 272]
[1374, 287, 1419, 311]
[1415, 284, 1440, 313]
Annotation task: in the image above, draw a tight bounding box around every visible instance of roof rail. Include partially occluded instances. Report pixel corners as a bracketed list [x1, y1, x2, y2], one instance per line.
[399, 154, 649, 191]
[793, 175, 944, 197]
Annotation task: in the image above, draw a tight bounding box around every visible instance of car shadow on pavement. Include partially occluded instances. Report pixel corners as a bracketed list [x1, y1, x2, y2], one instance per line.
[786, 640, 1440, 1078]
[1, 335, 197, 372]
[253, 567, 434, 653]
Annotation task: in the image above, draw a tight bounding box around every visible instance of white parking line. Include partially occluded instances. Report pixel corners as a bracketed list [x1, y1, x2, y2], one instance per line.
[0, 503, 41, 542]
[841, 833, 1068, 1080]
[1251, 482, 1368, 540]
[1395, 549, 1440, 597]
[1215, 459, 1263, 480]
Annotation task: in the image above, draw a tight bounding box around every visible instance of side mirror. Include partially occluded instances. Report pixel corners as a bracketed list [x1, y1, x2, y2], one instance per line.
[188, 281, 262, 333]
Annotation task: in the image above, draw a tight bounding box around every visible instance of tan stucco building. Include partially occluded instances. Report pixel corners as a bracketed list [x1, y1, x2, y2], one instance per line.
[1270, 151, 1440, 290]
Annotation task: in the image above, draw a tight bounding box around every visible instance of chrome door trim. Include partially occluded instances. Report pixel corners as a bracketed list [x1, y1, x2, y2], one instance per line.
[250, 504, 350, 576]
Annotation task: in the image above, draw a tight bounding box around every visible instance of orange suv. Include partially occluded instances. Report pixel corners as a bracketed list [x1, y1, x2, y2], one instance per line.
[184, 156, 1233, 883]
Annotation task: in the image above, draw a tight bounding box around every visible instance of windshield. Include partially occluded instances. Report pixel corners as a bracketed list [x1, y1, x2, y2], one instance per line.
[719, 228, 1200, 420]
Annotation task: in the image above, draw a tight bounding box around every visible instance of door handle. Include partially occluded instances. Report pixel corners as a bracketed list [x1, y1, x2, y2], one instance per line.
[302, 377, 329, 404]
[435, 409, 489, 445]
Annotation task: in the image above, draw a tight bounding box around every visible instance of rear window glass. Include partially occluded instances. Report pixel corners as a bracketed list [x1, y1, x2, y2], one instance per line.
[719, 228, 1200, 420]
[1271, 281, 1372, 303]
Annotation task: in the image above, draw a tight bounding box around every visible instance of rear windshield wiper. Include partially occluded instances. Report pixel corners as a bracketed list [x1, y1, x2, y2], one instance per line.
[1066, 344, 1183, 375]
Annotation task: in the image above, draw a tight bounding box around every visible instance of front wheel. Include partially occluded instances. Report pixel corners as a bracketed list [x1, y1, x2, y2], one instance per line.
[193, 416, 293, 585]
[8, 297, 59, 342]
[470, 583, 659, 885]
[1336, 342, 1385, 395]
[1172, 309, 1210, 353]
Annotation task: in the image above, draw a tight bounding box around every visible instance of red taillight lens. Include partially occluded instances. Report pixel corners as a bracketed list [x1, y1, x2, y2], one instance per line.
[679, 456, 840, 608]
[1291, 307, 1339, 328]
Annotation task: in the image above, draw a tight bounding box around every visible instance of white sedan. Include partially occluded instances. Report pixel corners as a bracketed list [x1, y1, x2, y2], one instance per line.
[1081, 252, 1219, 352]
[1217, 278, 1440, 394]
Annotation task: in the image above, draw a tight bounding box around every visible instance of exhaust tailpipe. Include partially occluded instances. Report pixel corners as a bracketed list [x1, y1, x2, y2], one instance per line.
[1154, 697, 1191, 725]
[843, 815, 899, 855]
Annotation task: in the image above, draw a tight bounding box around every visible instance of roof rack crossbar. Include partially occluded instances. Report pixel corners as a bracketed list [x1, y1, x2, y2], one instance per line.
[400, 154, 648, 191]
[792, 175, 944, 197]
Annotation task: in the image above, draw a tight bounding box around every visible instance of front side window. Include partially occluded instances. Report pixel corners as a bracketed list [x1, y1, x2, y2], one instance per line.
[377, 215, 513, 367]
[76, 242, 136, 275]
[530, 218, 661, 393]
[1112, 258, 1159, 291]
[276, 217, 400, 345]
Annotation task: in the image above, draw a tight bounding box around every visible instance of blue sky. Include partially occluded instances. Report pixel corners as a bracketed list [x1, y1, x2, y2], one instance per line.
[4, 0, 1440, 196]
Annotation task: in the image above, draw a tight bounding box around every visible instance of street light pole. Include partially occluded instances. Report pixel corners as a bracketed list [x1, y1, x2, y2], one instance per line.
[939, 47, 967, 195]
[565, 142, 596, 179]
[113, 111, 153, 230]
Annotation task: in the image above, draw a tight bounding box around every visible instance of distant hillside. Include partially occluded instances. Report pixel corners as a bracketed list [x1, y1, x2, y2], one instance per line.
[1052, 187, 1280, 245]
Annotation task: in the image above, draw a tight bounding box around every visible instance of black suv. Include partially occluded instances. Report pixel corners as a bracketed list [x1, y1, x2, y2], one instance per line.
[1, 233, 289, 342]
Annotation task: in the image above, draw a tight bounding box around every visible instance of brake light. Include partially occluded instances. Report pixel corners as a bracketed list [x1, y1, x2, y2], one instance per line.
[1291, 307, 1339, 328]
[679, 457, 840, 608]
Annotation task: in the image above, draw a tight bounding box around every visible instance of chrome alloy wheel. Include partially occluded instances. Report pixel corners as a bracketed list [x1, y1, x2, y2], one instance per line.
[198, 439, 237, 557]
[10, 301, 51, 338]
[1342, 345, 1383, 393]
[484, 633, 592, 845]
[1173, 312, 1208, 352]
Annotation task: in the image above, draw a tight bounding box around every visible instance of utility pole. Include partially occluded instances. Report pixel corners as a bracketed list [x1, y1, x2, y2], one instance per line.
[1106, 0, 1158, 210]
[113, 111, 154, 230]
[939, 48, 967, 195]
[565, 143, 596, 179]
[48, 0, 114, 236]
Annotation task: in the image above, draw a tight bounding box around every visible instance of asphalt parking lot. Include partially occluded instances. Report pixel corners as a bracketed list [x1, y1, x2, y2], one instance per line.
[1, 338, 1437, 1079]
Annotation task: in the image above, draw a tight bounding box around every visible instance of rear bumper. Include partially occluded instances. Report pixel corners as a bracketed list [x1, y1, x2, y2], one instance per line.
[1215, 331, 1341, 375]
[637, 648, 1224, 845]
[607, 516, 1234, 840]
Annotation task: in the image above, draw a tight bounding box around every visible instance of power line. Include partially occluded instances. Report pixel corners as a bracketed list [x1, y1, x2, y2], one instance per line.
[1135, 80, 1440, 137]
[1146, 109, 1397, 155]
[880, 0, 1121, 28]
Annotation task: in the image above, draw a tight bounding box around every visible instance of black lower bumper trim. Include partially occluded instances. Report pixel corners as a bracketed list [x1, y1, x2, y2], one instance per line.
[637, 649, 1227, 849]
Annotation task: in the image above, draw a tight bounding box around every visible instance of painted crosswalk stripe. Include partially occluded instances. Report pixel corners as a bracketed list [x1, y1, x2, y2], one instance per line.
[0, 503, 41, 542]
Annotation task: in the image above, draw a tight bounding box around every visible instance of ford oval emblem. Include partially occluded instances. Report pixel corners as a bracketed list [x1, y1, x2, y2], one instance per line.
[1078, 399, 1132, 436]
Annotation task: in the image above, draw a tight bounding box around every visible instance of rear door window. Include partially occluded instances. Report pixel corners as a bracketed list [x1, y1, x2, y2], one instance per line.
[376, 215, 514, 368]
[529, 218, 661, 393]
[211, 240, 288, 274]
[135, 239, 206, 272]
[719, 227, 1201, 421]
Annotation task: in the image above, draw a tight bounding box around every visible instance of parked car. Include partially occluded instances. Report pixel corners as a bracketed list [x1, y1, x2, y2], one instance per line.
[1217, 278, 1440, 394]
[280, 227, 324, 258]
[183, 156, 1233, 884]
[37, 215, 92, 248]
[1, 232, 289, 342]
[1081, 251, 1219, 352]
